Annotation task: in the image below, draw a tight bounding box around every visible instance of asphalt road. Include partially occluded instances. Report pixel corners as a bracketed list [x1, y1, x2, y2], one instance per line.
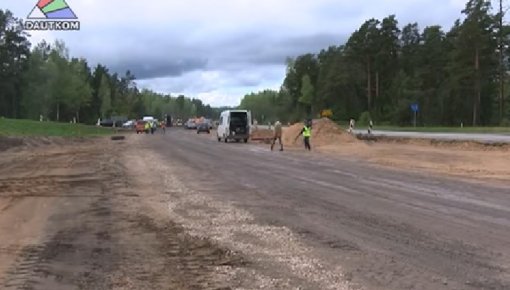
[354, 129, 510, 143]
[148, 129, 510, 290]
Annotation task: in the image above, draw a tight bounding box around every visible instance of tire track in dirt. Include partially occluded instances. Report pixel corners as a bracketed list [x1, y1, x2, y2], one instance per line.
[0, 144, 115, 290]
[0, 137, 254, 289]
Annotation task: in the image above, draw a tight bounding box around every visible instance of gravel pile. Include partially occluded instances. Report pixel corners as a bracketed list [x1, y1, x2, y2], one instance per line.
[283, 118, 359, 147]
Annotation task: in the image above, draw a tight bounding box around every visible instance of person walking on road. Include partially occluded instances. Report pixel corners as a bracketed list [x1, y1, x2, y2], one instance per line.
[271, 120, 284, 151]
[295, 119, 312, 151]
[150, 121, 157, 134]
[160, 121, 166, 134]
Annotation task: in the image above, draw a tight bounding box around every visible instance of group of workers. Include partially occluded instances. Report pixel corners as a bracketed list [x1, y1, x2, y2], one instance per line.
[270, 119, 312, 152]
[144, 120, 166, 134]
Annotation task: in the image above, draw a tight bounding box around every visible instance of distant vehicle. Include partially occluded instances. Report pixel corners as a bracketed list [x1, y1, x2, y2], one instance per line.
[100, 116, 128, 127]
[217, 110, 251, 143]
[99, 119, 114, 127]
[135, 120, 147, 134]
[185, 119, 197, 129]
[203, 119, 213, 129]
[100, 118, 125, 128]
[122, 120, 135, 129]
[143, 116, 155, 122]
[165, 115, 173, 127]
[196, 122, 210, 134]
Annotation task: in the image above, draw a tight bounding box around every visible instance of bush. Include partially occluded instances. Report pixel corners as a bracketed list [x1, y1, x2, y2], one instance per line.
[358, 111, 372, 126]
[500, 118, 510, 127]
[320, 109, 333, 119]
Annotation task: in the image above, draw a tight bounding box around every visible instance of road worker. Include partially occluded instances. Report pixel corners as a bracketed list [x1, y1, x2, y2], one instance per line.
[271, 120, 283, 151]
[295, 119, 312, 151]
[151, 121, 156, 134]
[144, 121, 151, 134]
[160, 120, 166, 134]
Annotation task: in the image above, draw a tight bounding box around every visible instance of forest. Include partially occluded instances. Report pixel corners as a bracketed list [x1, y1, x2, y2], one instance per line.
[0, 9, 221, 124]
[239, 0, 510, 126]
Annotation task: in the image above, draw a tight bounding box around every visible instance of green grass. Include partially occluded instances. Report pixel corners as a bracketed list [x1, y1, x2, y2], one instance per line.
[0, 118, 117, 137]
[368, 125, 510, 134]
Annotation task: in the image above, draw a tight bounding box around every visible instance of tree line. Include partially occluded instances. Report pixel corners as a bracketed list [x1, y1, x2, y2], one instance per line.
[0, 9, 222, 124]
[239, 0, 510, 126]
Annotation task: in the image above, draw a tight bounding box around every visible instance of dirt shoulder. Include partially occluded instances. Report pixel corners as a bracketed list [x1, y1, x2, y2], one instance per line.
[270, 123, 510, 183]
[316, 138, 510, 182]
[0, 136, 247, 289]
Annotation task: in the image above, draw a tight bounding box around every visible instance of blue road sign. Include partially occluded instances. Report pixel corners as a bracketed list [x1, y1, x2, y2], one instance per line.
[410, 103, 419, 113]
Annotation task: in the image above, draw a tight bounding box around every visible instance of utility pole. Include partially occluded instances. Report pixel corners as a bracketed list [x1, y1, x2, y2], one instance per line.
[499, 0, 505, 123]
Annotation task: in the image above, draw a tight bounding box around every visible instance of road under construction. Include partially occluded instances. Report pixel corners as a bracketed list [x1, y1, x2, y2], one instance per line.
[0, 124, 509, 290]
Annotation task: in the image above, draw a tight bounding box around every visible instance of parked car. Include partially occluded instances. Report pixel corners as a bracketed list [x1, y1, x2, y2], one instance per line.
[100, 119, 124, 127]
[100, 116, 128, 128]
[197, 122, 210, 134]
[100, 119, 114, 127]
[122, 120, 135, 129]
[185, 119, 197, 129]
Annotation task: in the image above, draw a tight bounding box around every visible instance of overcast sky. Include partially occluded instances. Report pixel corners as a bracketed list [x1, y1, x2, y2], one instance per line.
[4, 0, 470, 106]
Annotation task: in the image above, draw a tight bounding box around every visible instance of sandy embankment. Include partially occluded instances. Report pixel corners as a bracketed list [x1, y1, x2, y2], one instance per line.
[262, 118, 510, 182]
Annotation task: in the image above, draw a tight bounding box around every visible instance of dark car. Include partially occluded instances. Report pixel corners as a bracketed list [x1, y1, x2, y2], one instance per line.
[100, 116, 128, 128]
[100, 119, 124, 127]
[205, 119, 213, 129]
[196, 122, 210, 134]
[165, 115, 173, 127]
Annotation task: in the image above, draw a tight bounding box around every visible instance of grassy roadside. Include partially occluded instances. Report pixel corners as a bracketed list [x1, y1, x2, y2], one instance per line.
[0, 118, 117, 137]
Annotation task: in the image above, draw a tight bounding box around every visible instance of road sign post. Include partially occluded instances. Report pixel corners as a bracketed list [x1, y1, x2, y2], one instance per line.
[410, 103, 419, 128]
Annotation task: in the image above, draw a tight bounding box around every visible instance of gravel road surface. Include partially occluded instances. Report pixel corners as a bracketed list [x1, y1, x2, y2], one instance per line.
[1, 130, 509, 290]
[148, 129, 510, 290]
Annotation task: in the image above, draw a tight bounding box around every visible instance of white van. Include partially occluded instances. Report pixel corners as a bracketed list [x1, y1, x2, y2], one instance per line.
[217, 110, 252, 143]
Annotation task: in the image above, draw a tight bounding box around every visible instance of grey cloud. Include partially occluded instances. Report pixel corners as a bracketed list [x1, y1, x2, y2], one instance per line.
[108, 58, 208, 80]
[91, 30, 343, 82]
[280, 33, 346, 49]
[60, 12, 351, 78]
[207, 32, 346, 67]
[237, 77, 261, 87]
